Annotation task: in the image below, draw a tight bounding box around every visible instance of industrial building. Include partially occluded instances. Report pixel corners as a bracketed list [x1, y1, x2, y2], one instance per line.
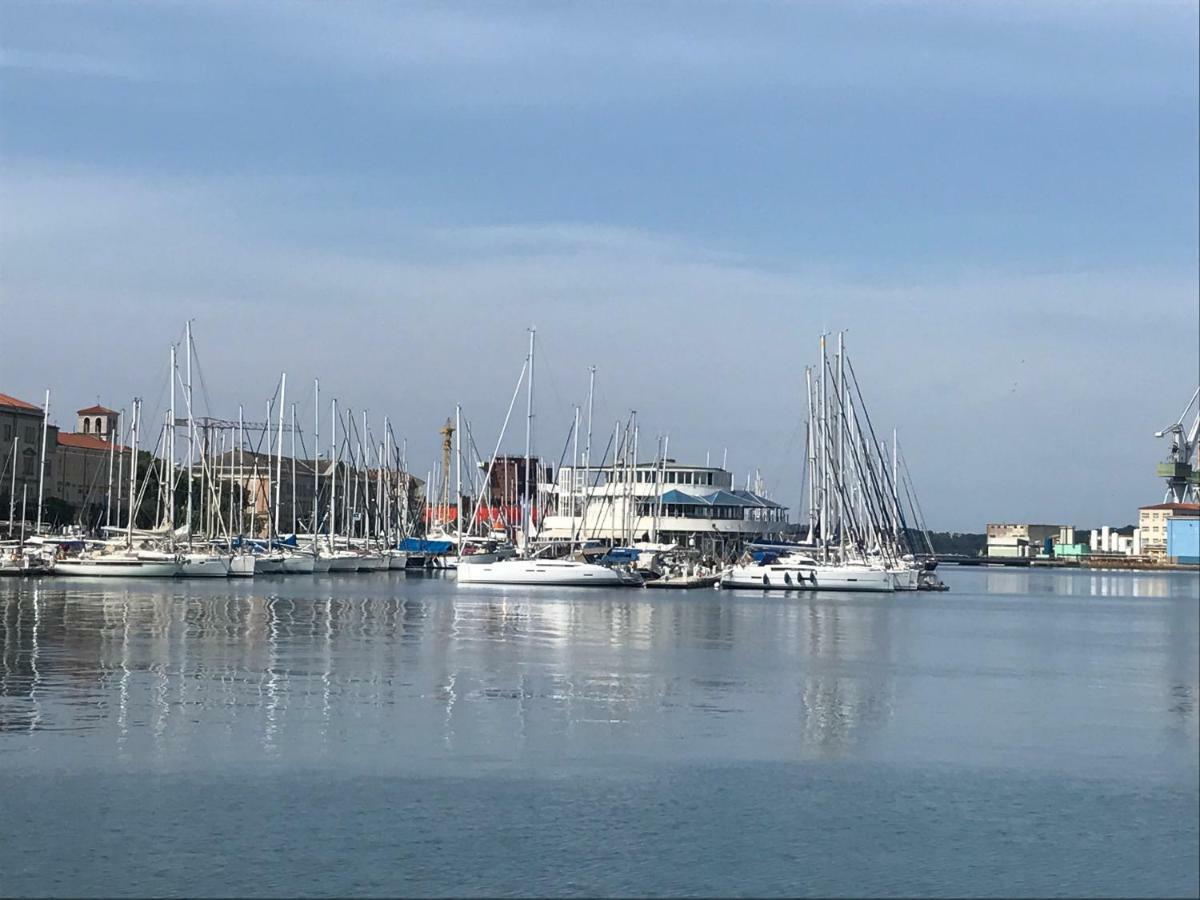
[1165, 509, 1199, 565]
[985, 523, 1062, 559]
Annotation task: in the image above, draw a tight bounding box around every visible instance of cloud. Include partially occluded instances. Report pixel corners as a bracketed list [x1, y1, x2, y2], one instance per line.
[0, 49, 148, 80]
[1, 164, 1195, 529]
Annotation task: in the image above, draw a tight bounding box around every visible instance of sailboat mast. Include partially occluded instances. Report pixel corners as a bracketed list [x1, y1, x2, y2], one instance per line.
[35, 389, 49, 535]
[290, 402, 297, 535]
[105, 409, 116, 529]
[570, 404, 579, 551]
[237, 406, 245, 537]
[8, 435, 17, 534]
[329, 397, 337, 549]
[837, 331, 845, 557]
[362, 410, 370, 546]
[169, 342, 176, 540]
[127, 398, 139, 548]
[455, 404, 462, 551]
[313, 380, 320, 551]
[185, 321, 194, 548]
[816, 338, 825, 564]
[523, 327, 536, 545]
[273, 374, 286, 541]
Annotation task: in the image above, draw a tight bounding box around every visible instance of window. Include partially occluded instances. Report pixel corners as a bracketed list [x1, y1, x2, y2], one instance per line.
[24, 426, 35, 443]
[3, 424, 9, 442]
[83, 418, 91, 434]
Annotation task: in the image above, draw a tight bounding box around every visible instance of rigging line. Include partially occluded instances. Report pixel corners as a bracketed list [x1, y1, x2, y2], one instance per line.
[581, 427, 618, 543]
[844, 356, 912, 538]
[896, 435, 935, 555]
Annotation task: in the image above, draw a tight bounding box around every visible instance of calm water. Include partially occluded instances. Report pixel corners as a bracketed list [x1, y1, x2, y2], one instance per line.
[1, 568, 1197, 898]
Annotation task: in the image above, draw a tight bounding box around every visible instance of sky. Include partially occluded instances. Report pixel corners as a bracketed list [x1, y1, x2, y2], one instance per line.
[1, 0, 1197, 532]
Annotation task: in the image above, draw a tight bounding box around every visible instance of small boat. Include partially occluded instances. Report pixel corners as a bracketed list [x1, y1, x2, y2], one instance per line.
[386, 550, 408, 570]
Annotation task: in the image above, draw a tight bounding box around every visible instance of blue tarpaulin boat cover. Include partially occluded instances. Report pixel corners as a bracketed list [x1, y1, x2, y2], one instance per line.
[399, 537, 454, 554]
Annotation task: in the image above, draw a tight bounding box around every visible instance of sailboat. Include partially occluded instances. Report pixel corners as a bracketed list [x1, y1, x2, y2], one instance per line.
[721, 333, 940, 593]
[456, 330, 640, 588]
[55, 398, 181, 578]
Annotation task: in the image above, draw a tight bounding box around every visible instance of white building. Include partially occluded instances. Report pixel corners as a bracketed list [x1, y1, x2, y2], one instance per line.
[538, 459, 788, 552]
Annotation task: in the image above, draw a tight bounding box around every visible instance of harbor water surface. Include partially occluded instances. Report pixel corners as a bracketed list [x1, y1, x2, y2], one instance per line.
[1, 568, 1197, 897]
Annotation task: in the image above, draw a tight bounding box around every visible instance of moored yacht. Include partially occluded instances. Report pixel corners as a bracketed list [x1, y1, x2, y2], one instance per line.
[456, 556, 637, 586]
[720, 552, 895, 593]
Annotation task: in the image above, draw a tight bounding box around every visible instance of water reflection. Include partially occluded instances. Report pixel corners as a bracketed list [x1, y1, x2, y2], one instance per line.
[982, 568, 1194, 598]
[0, 570, 1195, 774]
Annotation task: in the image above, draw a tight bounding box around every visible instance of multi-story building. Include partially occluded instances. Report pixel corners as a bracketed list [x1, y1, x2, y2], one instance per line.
[2, 395, 133, 531]
[1140, 502, 1200, 560]
[538, 459, 788, 553]
[1, 393, 47, 525]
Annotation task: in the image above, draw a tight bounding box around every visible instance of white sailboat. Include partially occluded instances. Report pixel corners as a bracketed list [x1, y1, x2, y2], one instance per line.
[455, 329, 640, 588]
[56, 400, 181, 578]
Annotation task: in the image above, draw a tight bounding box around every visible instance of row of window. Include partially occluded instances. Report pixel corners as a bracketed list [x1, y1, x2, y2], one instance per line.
[603, 469, 718, 486]
[3, 425, 38, 444]
[635, 502, 746, 520]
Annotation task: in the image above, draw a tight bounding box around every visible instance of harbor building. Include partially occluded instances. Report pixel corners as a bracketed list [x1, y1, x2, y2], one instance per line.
[986, 523, 1062, 559]
[1138, 502, 1200, 560]
[538, 459, 788, 553]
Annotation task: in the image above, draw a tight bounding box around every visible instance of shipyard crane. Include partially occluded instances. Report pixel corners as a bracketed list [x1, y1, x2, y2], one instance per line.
[1154, 386, 1200, 503]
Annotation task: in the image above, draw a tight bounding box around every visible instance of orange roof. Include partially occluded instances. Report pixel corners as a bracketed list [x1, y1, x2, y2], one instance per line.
[1140, 502, 1200, 512]
[0, 392, 41, 412]
[57, 433, 126, 452]
[77, 404, 117, 415]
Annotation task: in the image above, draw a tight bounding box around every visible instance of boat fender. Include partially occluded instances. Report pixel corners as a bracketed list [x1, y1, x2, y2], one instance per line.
[784, 572, 792, 585]
[761, 573, 769, 586]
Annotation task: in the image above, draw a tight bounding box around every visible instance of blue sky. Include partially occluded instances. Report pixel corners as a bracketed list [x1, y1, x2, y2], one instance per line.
[1, 1, 1197, 530]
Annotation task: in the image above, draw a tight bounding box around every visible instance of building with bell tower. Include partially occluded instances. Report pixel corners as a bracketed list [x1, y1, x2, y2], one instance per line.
[76, 405, 119, 441]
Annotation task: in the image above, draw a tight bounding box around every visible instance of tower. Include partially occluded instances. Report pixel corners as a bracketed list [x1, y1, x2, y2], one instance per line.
[76, 405, 119, 440]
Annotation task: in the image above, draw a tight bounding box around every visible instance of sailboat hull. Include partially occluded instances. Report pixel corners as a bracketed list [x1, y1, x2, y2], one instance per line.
[180, 555, 232, 577]
[229, 555, 256, 577]
[456, 559, 628, 586]
[280, 555, 315, 575]
[55, 558, 180, 577]
[721, 561, 894, 592]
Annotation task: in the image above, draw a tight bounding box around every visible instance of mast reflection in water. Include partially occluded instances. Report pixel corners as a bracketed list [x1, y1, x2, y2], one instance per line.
[0, 569, 1196, 897]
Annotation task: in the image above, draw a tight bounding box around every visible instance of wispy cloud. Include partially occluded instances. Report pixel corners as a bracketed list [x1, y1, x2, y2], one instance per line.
[0, 48, 148, 80]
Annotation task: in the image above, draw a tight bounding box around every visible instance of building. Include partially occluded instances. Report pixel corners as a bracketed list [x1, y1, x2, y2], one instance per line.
[1167, 516, 1199, 565]
[986, 523, 1061, 559]
[1138, 503, 1200, 560]
[2, 394, 133, 531]
[1, 393, 46, 526]
[538, 459, 788, 553]
[211, 450, 424, 537]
